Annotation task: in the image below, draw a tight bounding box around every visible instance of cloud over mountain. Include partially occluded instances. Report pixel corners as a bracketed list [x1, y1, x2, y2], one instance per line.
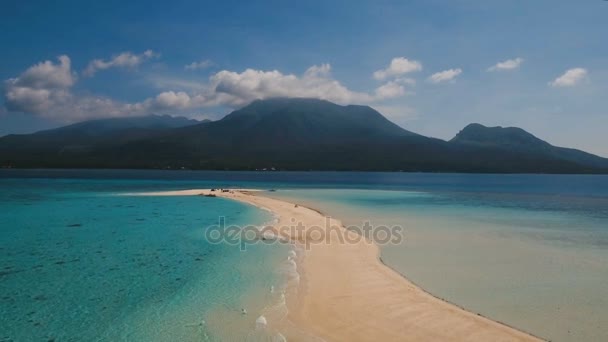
[3, 57, 408, 122]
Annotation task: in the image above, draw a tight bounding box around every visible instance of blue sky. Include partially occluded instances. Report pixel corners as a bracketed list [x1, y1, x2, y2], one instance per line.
[1, 0, 607, 156]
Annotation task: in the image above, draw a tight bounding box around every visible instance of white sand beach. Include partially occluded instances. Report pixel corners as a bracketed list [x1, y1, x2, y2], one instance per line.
[141, 189, 542, 341]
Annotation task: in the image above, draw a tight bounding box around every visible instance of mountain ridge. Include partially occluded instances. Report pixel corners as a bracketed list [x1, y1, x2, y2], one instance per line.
[451, 123, 608, 169]
[0, 98, 606, 173]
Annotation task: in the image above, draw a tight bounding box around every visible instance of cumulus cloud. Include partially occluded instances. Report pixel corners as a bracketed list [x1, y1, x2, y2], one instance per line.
[10, 55, 76, 89]
[4, 55, 76, 114]
[84, 50, 159, 76]
[206, 64, 377, 106]
[374, 81, 406, 99]
[3, 55, 151, 121]
[4, 58, 409, 122]
[428, 68, 462, 84]
[549, 68, 588, 87]
[184, 59, 214, 70]
[373, 57, 422, 80]
[488, 57, 524, 72]
[136, 64, 408, 112]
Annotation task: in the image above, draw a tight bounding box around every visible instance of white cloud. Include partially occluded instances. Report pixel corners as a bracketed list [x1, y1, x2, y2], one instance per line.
[206, 64, 375, 106]
[151, 91, 195, 110]
[184, 59, 214, 70]
[373, 57, 422, 80]
[4, 58, 409, 122]
[374, 81, 406, 99]
[140, 64, 407, 111]
[8, 55, 75, 89]
[3, 55, 151, 121]
[549, 68, 588, 87]
[428, 68, 462, 84]
[488, 57, 524, 72]
[4, 55, 76, 114]
[84, 50, 159, 76]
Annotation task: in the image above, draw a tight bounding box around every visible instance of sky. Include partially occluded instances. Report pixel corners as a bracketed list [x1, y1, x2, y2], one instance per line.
[1, 0, 607, 156]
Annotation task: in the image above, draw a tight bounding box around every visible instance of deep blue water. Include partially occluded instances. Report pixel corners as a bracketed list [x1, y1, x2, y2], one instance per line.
[3, 170, 607, 221]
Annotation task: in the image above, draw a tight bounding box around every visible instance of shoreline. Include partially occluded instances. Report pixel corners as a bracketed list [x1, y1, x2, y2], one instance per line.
[134, 189, 543, 341]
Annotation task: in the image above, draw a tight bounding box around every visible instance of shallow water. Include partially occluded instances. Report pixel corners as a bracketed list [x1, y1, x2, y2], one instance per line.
[2, 171, 608, 341]
[268, 188, 608, 342]
[0, 179, 289, 341]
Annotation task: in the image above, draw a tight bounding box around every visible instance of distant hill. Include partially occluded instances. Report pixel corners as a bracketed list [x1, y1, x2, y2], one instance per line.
[48, 114, 201, 134]
[0, 98, 606, 173]
[0, 115, 203, 166]
[451, 123, 608, 169]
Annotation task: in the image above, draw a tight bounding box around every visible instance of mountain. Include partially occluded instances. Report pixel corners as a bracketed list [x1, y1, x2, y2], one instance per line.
[0, 115, 202, 166]
[0, 98, 606, 173]
[169, 98, 417, 148]
[84, 98, 439, 170]
[451, 123, 608, 169]
[0, 115, 203, 161]
[215, 98, 418, 144]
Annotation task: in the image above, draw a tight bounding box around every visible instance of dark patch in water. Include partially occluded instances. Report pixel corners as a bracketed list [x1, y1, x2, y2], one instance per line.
[66, 223, 82, 228]
[0, 269, 23, 277]
[32, 294, 48, 301]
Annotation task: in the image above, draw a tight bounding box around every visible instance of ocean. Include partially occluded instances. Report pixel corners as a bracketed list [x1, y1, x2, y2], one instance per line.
[0, 176, 290, 341]
[1, 170, 607, 341]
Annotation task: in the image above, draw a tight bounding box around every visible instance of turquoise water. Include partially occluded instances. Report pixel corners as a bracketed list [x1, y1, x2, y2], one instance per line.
[0, 178, 289, 341]
[2, 171, 608, 341]
[268, 188, 608, 342]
